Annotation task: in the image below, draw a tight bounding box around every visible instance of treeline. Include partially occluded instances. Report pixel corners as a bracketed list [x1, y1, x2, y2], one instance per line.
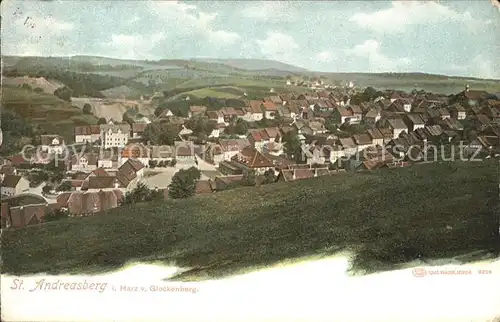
[156, 96, 247, 118]
[0, 110, 37, 156]
[3, 68, 149, 98]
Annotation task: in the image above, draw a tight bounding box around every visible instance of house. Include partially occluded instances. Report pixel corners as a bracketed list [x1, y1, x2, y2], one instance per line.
[438, 108, 451, 120]
[218, 161, 244, 176]
[349, 105, 363, 123]
[131, 123, 148, 139]
[57, 190, 123, 216]
[1, 175, 30, 197]
[114, 159, 145, 191]
[0, 165, 17, 182]
[448, 103, 467, 120]
[366, 129, 385, 147]
[74, 125, 101, 143]
[247, 100, 264, 121]
[305, 145, 328, 165]
[70, 153, 98, 172]
[207, 110, 225, 124]
[263, 141, 284, 156]
[220, 107, 244, 123]
[149, 145, 174, 164]
[213, 138, 250, 163]
[40, 135, 65, 154]
[338, 137, 358, 158]
[332, 106, 353, 124]
[403, 114, 426, 132]
[230, 146, 275, 175]
[454, 86, 489, 106]
[188, 105, 207, 118]
[174, 141, 197, 162]
[214, 175, 244, 191]
[97, 150, 119, 169]
[482, 106, 500, 122]
[209, 123, 226, 138]
[364, 109, 381, 125]
[277, 169, 315, 182]
[262, 101, 278, 119]
[357, 146, 396, 171]
[385, 118, 408, 139]
[120, 143, 150, 167]
[307, 121, 327, 135]
[157, 108, 174, 119]
[378, 128, 397, 145]
[247, 129, 270, 151]
[440, 118, 464, 132]
[353, 134, 373, 152]
[100, 124, 130, 149]
[8, 203, 54, 228]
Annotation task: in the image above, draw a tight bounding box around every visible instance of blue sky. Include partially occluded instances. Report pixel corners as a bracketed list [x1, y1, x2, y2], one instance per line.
[1, 1, 499, 78]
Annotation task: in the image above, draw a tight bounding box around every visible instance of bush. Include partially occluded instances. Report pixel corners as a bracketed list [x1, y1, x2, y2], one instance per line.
[44, 208, 69, 222]
[82, 104, 92, 115]
[33, 87, 44, 93]
[170, 159, 177, 167]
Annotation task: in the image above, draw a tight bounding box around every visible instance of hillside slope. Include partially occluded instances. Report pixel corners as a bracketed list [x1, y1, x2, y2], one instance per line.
[2, 161, 498, 278]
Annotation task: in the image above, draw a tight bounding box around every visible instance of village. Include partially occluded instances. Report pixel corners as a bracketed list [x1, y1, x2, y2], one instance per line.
[1, 82, 499, 229]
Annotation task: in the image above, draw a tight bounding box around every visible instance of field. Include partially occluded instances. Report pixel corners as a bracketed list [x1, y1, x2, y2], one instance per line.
[1, 160, 498, 279]
[4, 56, 500, 99]
[1, 87, 98, 143]
[70, 97, 156, 122]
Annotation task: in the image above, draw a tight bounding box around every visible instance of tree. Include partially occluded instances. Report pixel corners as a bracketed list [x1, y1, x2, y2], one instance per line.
[97, 117, 107, 125]
[120, 182, 162, 205]
[233, 118, 249, 135]
[168, 167, 201, 199]
[54, 86, 73, 101]
[122, 112, 135, 125]
[56, 181, 72, 191]
[170, 158, 177, 167]
[42, 185, 53, 194]
[283, 131, 303, 163]
[243, 170, 256, 186]
[82, 103, 92, 115]
[186, 116, 216, 138]
[21, 83, 33, 91]
[263, 169, 277, 184]
[44, 208, 69, 222]
[142, 123, 180, 145]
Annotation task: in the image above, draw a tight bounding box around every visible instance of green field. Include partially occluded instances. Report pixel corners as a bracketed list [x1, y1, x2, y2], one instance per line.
[1, 87, 98, 143]
[2, 161, 498, 279]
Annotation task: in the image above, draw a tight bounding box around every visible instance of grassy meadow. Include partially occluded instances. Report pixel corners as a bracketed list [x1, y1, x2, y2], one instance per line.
[1, 160, 498, 279]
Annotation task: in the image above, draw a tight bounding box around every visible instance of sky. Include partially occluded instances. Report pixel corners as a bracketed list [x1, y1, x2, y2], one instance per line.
[1, 0, 499, 78]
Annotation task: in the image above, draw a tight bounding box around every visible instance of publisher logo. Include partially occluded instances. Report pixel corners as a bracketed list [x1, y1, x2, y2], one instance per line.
[412, 267, 427, 277]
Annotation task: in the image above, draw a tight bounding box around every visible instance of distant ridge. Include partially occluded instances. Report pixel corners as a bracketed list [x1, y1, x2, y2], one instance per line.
[190, 58, 309, 73]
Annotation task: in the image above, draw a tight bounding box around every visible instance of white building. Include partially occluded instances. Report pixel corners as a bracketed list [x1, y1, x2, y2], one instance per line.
[1, 175, 30, 197]
[100, 124, 130, 149]
[40, 135, 65, 154]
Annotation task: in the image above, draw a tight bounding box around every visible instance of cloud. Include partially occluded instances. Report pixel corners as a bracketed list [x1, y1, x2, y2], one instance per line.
[148, 1, 240, 46]
[315, 51, 336, 64]
[469, 53, 500, 79]
[241, 2, 296, 21]
[256, 31, 299, 63]
[1, 6, 75, 56]
[105, 33, 166, 60]
[350, 1, 485, 33]
[348, 40, 411, 72]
